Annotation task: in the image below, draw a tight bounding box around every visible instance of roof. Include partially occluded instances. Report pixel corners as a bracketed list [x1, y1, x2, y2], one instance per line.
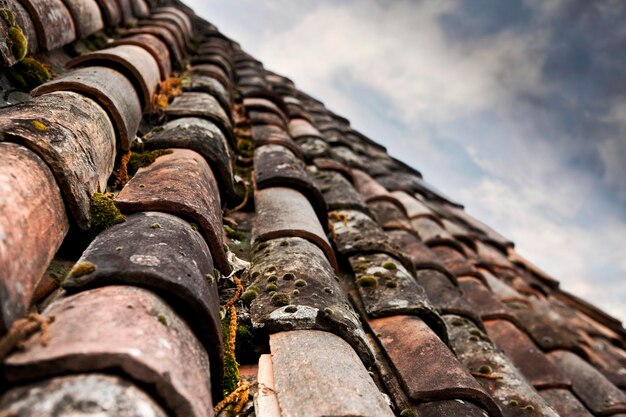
[0, 1, 625, 416]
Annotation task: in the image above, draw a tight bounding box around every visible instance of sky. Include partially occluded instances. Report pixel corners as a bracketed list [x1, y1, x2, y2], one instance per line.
[186, 0, 626, 322]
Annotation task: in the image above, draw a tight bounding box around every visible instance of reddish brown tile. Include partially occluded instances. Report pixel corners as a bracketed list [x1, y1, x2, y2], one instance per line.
[61, 0, 103, 38]
[154, 6, 193, 35]
[249, 110, 287, 129]
[250, 124, 303, 158]
[444, 315, 560, 417]
[432, 244, 483, 280]
[249, 237, 371, 363]
[371, 315, 500, 416]
[130, 0, 150, 18]
[288, 118, 323, 139]
[369, 200, 413, 231]
[244, 97, 286, 119]
[412, 216, 456, 245]
[0, 143, 68, 333]
[391, 190, 437, 220]
[548, 350, 626, 415]
[62, 211, 223, 396]
[253, 187, 336, 270]
[0, 91, 115, 229]
[386, 229, 449, 273]
[458, 277, 518, 323]
[270, 330, 394, 417]
[349, 254, 444, 337]
[254, 144, 326, 223]
[416, 269, 483, 327]
[143, 117, 239, 206]
[310, 168, 370, 213]
[32, 67, 141, 151]
[539, 388, 594, 417]
[503, 298, 586, 354]
[152, 11, 190, 43]
[182, 73, 231, 117]
[116, 0, 133, 23]
[474, 240, 514, 269]
[165, 92, 234, 146]
[5, 286, 213, 417]
[93, 0, 122, 26]
[140, 19, 185, 58]
[126, 25, 184, 66]
[18, 0, 75, 50]
[329, 209, 414, 274]
[116, 149, 230, 274]
[329, 146, 366, 169]
[192, 54, 234, 80]
[485, 320, 570, 389]
[352, 169, 407, 212]
[68, 45, 160, 111]
[112, 34, 172, 80]
[0, 374, 168, 416]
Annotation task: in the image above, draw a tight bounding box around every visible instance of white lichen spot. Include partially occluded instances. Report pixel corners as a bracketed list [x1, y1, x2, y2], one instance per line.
[130, 254, 160, 267]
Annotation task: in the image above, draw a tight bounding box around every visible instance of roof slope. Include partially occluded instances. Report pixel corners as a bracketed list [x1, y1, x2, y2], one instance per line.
[0, 1, 625, 416]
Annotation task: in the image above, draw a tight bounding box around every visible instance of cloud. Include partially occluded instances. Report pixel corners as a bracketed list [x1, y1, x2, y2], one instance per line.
[189, 0, 626, 321]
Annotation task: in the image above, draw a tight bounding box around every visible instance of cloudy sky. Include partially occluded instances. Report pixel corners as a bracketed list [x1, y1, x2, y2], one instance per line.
[186, 0, 626, 321]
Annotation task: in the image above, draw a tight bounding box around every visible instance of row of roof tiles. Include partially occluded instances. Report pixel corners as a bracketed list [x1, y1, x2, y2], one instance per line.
[0, 1, 625, 417]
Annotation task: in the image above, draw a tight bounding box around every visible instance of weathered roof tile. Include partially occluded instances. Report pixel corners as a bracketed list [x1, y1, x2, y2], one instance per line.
[270, 330, 394, 417]
[0, 90, 116, 229]
[68, 45, 160, 111]
[61, 211, 223, 396]
[370, 315, 500, 416]
[116, 148, 230, 274]
[5, 286, 214, 417]
[32, 67, 141, 151]
[0, 143, 68, 333]
[548, 349, 626, 415]
[0, 374, 168, 417]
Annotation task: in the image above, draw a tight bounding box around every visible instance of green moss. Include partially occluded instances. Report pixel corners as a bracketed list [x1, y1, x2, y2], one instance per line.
[90, 192, 126, 232]
[251, 271, 260, 278]
[235, 323, 255, 354]
[382, 261, 397, 270]
[128, 149, 173, 176]
[356, 275, 378, 288]
[323, 287, 333, 294]
[221, 316, 240, 395]
[7, 25, 27, 60]
[270, 292, 290, 307]
[284, 305, 297, 313]
[509, 400, 519, 407]
[399, 410, 417, 417]
[267, 275, 278, 282]
[295, 279, 307, 287]
[523, 405, 534, 411]
[451, 318, 465, 326]
[66, 261, 96, 280]
[150, 223, 161, 229]
[157, 313, 169, 326]
[324, 307, 334, 315]
[241, 289, 258, 305]
[282, 273, 295, 281]
[292, 289, 300, 296]
[385, 280, 398, 288]
[265, 283, 277, 292]
[478, 365, 492, 374]
[0, 9, 16, 26]
[5, 57, 51, 90]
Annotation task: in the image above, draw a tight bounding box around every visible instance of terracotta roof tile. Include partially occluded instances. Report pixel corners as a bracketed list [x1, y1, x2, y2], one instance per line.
[0, 143, 68, 332]
[0, 90, 115, 230]
[5, 286, 214, 417]
[32, 67, 141, 151]
[269, 330, 394, 417]
[0, 374, 169, 416]
[116, 148, 230, 274]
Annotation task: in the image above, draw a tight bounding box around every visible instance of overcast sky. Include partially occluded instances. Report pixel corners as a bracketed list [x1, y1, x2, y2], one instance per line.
[186, 0, 626, 322]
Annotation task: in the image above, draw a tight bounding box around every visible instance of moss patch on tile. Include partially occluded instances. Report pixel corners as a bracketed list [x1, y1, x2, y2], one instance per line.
[90, 192, 126, 233]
